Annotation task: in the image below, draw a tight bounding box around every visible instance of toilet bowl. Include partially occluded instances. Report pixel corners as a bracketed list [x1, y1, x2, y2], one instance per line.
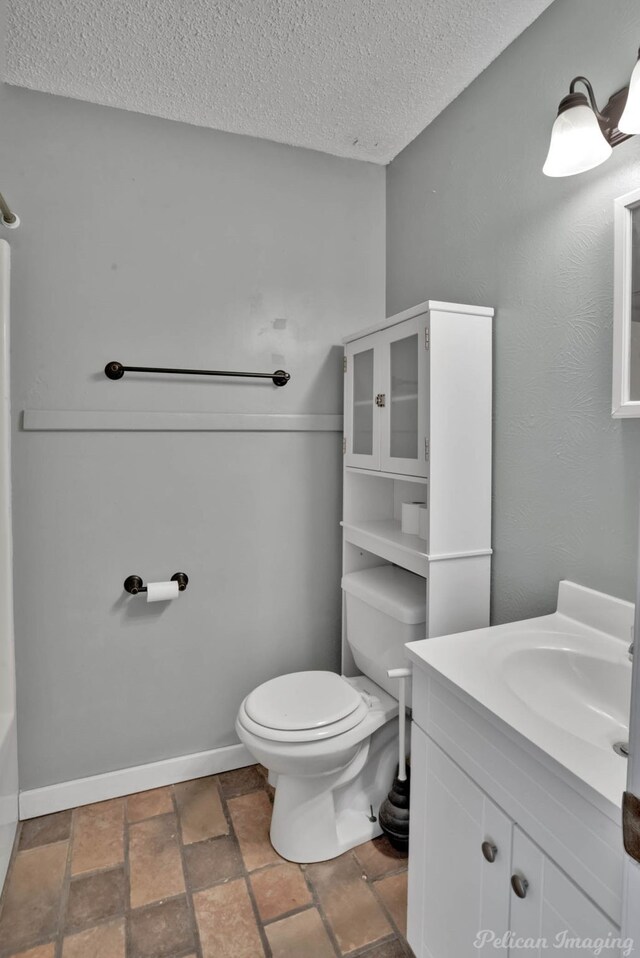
[236, 565, 425, 863]
[236, 671, 402, 863]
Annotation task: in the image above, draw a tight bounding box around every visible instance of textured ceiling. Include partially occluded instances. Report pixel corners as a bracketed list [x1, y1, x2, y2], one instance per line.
[4, 0, 554, 164]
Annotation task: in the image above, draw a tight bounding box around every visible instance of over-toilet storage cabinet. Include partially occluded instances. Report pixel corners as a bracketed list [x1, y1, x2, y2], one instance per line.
[344, 312, 429, 477]
[407, 667, 623, 958]
[341, 301, 493, 672]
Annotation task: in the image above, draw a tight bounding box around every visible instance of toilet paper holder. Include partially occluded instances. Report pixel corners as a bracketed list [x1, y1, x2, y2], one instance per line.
[124, 572, 189, 595]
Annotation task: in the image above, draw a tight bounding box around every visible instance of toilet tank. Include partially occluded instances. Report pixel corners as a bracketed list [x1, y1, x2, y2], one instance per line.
[342, 566, 426, 702]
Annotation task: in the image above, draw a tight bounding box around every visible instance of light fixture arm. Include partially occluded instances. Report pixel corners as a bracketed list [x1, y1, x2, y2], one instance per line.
[0, 192, 19, 229]
[554, 75, 633, 147]
[569, 76, 604, 120]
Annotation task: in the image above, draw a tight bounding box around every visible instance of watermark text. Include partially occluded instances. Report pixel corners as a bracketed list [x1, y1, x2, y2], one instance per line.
[473, 929, 634, 956]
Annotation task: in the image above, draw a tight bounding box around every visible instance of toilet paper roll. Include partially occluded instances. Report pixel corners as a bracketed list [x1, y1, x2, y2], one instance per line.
[146, 580, 180, 603]
[401, 501, 425, 535]
[418, 506, 428, 541]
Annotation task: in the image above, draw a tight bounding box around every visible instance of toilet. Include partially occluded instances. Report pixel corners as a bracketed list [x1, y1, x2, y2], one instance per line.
[236, 565, 426, 863]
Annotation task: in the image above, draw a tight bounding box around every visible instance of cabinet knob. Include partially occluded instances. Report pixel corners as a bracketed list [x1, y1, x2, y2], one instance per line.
[481, 841, 497, 863]
[511, 874, 529, 899]
[375, 393, 386, 407]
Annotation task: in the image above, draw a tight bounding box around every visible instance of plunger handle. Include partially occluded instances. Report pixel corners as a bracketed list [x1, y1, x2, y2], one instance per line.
[387, 667, 411, 782]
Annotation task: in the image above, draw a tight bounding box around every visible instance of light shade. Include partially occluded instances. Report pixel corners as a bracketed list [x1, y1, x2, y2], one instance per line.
[619, 57, 640, 134]
[543, 100, 612, 177]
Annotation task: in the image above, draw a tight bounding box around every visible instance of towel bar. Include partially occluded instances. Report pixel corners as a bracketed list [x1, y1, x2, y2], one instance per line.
[105, 361, 290, 387]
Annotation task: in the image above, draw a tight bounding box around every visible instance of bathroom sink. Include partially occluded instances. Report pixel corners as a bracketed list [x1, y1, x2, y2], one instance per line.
[501, 637, 631, 748]
[405, 580, 634, 813]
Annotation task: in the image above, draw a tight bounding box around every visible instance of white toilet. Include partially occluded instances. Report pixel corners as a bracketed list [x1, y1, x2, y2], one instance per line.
[235, 565, 426, 863]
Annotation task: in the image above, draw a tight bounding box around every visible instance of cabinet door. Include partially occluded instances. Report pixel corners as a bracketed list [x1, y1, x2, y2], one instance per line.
[510, 827, 619, 957]
[408, 726, 512, 958]
[379, 315, 429, 478]
[344, 333, 381, 470]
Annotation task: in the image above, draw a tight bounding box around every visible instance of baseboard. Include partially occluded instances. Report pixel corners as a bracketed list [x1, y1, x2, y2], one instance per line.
[19, 742, 253, 819]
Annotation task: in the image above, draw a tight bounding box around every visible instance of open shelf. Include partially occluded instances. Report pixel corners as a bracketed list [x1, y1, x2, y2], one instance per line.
[341, 519, 428, 577]
[345, 466, 428, 484]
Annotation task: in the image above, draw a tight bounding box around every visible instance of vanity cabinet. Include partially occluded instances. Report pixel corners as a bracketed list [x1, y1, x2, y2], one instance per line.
[409, 727, 511, 958]
[509, 829, 617, 956]
[408, 671, 622, 958]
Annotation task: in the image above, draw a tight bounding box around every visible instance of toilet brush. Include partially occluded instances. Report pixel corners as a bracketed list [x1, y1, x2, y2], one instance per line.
[378, 668, 411, 851]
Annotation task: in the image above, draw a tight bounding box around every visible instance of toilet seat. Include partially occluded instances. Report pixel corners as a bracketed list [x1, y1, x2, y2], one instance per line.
[245, 671, 362, 730]
[239, 671, 370, 743]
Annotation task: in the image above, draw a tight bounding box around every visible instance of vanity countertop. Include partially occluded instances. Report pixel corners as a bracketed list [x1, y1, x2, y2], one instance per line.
[406, 580, 633, 816]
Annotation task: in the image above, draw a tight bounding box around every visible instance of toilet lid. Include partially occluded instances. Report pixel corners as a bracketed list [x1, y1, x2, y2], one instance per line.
[244, 671, 363, 731]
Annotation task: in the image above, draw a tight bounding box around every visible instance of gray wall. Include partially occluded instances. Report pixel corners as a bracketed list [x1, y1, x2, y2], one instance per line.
[387, 0, 640, 624]
[0, 1, 5, 79]
[0, 85, 385, 789]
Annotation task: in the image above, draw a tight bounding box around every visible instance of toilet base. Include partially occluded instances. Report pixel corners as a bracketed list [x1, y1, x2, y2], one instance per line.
[269, 715, 406, 863]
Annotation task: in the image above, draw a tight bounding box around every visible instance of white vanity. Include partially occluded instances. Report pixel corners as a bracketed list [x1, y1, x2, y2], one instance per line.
[406, 581, 632, 957]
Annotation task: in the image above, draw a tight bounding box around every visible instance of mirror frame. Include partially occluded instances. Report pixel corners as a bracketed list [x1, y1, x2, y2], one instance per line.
[613, 185, 640, 417]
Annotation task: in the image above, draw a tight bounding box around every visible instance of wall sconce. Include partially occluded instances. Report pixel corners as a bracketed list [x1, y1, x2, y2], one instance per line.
[543, 48, 640, 177]
[619, 51, 640, 133]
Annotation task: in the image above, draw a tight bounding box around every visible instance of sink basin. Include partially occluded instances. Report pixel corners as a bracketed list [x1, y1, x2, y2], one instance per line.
[501, 638, 631, 748]
[405, 580, 635, 813]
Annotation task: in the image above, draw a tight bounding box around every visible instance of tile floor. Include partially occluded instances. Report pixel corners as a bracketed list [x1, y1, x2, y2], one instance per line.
[0, 765, 411, 958]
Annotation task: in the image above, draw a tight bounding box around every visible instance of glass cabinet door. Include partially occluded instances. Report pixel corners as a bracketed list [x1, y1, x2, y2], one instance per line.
[344, 334, 380, 469]
[380, 316, 429, 477]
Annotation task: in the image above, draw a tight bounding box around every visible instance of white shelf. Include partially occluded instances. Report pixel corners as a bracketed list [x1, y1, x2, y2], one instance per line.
[341, 519, 492, 577]
[345, 466, 428, 484]
[341, 519, 428, 577]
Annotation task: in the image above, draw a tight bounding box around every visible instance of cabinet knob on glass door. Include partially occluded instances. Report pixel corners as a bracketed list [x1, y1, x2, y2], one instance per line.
[481, 841, 497, 863]
[511, 874, 529, 899]
[375, 393, 386, 407]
